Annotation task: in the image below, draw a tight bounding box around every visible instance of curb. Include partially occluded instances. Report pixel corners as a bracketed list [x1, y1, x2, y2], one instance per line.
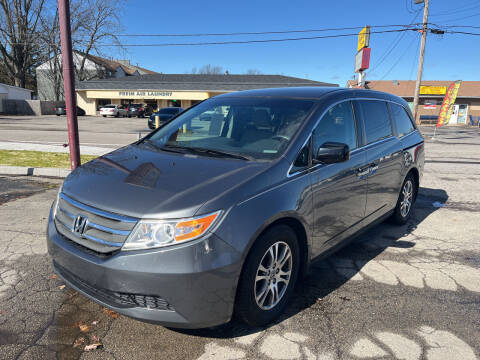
[0, 165, 70, 178]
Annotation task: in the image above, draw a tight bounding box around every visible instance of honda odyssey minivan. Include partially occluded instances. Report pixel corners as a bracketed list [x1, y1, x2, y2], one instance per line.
[47, 87, 424, 328]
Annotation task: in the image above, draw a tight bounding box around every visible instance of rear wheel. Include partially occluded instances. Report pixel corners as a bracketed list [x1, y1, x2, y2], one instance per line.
[390, 173, 416, 225]
[235, 224, 299, 327]
[102, 115, 106, 117]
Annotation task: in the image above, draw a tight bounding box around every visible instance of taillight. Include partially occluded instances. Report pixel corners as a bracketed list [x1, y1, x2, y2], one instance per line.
[54, 107, 56, 111]
[139, 107, 142, 111]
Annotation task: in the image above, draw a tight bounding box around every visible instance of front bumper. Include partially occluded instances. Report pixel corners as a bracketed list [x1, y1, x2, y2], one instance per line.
[46, 206, 243, 328]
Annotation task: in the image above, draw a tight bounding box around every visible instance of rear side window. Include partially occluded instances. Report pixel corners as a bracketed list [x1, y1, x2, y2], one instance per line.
[389, 103, 415, 137]
[312, 101, 357, 153]
[358, 100, 392, 144]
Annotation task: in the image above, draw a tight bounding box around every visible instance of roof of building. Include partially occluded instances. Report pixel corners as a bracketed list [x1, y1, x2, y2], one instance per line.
[0, 82, 33, 93]
[346, 80, 480, 98]
[78, 52, 157, 75]
[76, 74, 339, 91]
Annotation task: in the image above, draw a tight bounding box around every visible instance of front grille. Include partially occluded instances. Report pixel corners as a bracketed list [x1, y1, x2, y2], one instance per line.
[54, 192, 138, 254]
[55, 261, 174, 311]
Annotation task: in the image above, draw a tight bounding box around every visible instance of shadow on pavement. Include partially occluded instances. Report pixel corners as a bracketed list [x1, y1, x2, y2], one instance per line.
[174, 186, 448, 339]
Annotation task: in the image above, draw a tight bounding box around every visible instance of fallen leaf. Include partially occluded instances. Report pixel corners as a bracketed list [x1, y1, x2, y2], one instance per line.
[79, 324, 89, 332]
[103, 309, 120, 319]
[73, 337, 85, 348]
[89, 334, 100, 343]
[59, 285, 66, 290]
[84, 343, 103, 351]
[91, 321, 99, 325]
[50, 274, 57, 279]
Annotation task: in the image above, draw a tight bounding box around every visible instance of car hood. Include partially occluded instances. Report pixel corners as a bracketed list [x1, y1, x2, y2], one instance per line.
[61, 144, 270, 219]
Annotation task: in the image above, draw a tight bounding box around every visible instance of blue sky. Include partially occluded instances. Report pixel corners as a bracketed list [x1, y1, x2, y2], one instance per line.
[115, 0, 480, 86]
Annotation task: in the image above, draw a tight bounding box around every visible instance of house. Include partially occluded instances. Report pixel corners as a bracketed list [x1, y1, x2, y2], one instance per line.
[36, 51, 157, 101]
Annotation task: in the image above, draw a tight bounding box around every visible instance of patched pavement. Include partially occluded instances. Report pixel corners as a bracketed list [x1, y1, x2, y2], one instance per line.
[0, 126, 479, 359]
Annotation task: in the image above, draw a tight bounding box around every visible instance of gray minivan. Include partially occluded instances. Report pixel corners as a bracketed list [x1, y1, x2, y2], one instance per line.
[47, 87, 424, 328]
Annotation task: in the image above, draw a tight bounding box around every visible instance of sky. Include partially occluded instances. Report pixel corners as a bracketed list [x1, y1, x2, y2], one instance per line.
[112, 0, 480, 86]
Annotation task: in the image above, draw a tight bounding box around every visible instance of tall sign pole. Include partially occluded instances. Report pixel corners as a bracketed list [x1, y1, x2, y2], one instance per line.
[412, 0, 429, 124]
[355, 26, 371, 88]
[58, 0, 81, 170]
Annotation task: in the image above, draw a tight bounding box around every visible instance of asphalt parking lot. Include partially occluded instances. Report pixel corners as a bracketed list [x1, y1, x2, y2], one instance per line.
[0, 115, 150, 151]
[0, 126, 479, 360]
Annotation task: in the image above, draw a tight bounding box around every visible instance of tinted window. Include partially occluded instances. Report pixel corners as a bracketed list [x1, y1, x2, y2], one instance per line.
[358, 100, 392, 144]
[312, 101, 357, 155]
[159, 108, 181, 114]
[389, 103, 415, 137]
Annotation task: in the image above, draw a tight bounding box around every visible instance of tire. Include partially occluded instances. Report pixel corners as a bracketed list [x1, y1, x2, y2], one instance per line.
[56, 114, 60, 116]
[102, 115, 106, 117]
[115, 112, 119, 118]
[390, 173, 416, 225]
[235, 224, 300, 327]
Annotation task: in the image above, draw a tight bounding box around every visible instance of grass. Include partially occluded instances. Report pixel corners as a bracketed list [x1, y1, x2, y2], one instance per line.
[0, 150, 97, 168]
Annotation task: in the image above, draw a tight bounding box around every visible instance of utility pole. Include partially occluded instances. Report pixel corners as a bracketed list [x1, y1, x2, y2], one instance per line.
[412, 0, 429, 124]
[58, 0, 81, 169]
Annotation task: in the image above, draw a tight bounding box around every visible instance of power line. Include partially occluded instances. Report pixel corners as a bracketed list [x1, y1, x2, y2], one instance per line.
[429, 2, 480, 17]
[379, 33, 418, 80]
[113, 24, 423, 38]
[12, 28, 420, 47]
[367, 10, 421, 75]
[445, 30, 480, 36]
[432, 11, 480, 23]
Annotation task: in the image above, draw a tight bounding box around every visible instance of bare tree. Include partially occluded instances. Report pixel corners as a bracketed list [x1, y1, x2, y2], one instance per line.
[191, 64, 224, 75]
[0, 0, 46, 88]
[37, 0, 123, 99]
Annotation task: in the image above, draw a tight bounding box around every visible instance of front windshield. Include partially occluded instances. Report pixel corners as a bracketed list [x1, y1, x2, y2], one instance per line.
[147, 97, 314, 160]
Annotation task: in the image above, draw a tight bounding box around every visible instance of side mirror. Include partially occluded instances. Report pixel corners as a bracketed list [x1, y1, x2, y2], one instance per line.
[314, 142, 350, 164]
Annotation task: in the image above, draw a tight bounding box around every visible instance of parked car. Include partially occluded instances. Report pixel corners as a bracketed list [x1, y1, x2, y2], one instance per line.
[127, 103, 153, 118]
[148, 107, 184, 129]
[99, 104, 127, 118]
[55, 105, 86, 116]
[47, 87, 424, 329]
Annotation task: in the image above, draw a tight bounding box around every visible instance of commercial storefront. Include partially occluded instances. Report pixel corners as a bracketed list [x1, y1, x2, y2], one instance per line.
[347, 80, 480, 125]
[76, 74, 338, 116]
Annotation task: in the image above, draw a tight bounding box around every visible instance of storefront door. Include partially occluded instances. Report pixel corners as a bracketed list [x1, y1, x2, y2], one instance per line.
[450, 104, 468, 124]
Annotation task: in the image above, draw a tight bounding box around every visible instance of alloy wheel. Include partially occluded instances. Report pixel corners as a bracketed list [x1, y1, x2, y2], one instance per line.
[254, 241, 292, 310]
[400, 179, 413, 218]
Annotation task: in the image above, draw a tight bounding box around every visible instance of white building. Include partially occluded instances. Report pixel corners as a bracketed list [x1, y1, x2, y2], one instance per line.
[0, 82, 33, 113]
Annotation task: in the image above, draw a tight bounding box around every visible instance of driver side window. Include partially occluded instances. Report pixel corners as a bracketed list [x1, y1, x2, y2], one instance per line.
[312, 101, 357, 156]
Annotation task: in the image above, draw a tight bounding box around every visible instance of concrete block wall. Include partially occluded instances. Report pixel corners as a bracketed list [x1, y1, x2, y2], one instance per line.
[0, 99, 64, 115]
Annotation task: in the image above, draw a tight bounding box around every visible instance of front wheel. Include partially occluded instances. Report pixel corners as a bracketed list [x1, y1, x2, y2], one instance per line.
[390, 173, 416, 225]
[234, 224, 300, 327]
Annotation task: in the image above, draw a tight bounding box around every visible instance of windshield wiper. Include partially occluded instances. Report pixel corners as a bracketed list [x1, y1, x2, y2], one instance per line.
[188, 147, 253, 161]
[158, 143, 192, 154]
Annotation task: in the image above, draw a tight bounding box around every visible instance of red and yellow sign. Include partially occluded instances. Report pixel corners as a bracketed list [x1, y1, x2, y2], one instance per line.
[357, 26, 370, 52]
[436, 81, 462, 128]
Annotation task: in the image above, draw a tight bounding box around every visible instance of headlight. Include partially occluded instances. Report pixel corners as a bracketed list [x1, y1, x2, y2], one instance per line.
[52, 186, 62, 218]
[122, 210, 221, 251]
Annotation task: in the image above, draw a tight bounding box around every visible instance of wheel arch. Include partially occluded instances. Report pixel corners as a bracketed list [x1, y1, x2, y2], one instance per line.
[242, 215, 310, 282]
